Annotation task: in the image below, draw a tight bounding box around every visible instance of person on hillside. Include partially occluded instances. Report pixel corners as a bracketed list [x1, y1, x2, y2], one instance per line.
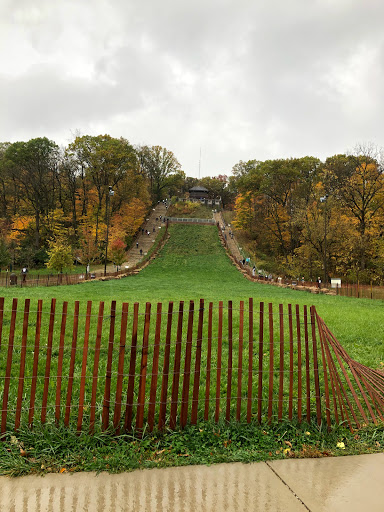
[252, 266, 256, 277]
[21, 266, 28, 282]
[317, 277, 322, 289]
[136, 241, 139, 249]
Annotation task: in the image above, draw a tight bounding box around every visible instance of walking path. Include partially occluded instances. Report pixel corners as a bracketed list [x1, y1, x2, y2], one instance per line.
[213, 211, 242, 262]
[105, 203, 168, 273]
[1, 453, 383, 511]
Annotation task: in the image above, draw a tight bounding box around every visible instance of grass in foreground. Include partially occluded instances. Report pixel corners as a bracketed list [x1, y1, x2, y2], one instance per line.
[1, 419, 384, 477]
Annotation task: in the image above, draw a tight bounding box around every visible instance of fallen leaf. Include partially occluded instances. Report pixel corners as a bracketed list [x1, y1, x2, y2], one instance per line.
[59, 468, 67, 474]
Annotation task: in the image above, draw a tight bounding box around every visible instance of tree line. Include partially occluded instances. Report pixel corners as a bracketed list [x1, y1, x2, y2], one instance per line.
[0, 135, 185, 271]
[230, 144, 384, 284]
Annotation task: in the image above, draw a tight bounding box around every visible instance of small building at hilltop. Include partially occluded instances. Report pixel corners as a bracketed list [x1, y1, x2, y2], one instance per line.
[175, 184, 221, 206]
[189, 185, 209, 199]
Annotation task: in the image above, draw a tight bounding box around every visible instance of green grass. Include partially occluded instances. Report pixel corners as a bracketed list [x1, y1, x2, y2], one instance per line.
[1, 224, 383, 366]
[0, 223, 384, 475]
[2, 419, 384, 476]
[167, 202, 214, 219]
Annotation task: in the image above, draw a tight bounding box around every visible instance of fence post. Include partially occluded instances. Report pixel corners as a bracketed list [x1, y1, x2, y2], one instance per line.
[65, 301, 80, 427]
[158, 302, 174, 430]
[77, 301, 93, 432]
[278, 304, 284, 421]
[170, 301, 184, 429]
[295, 305, 302, 422]
[191, 299, 204, 424]
[267, 303, 274, 421]
[1, 298, 18, 434]
[310, 306, 322, 426]
[215, 301, 223, 422]
[41, 299, 56, 424]
[181, 301, 195, 428]
[29, 300, 42, 427]
[113, 302, 129, 433]
[101, 301, 116, 431]
[236, 301, 244, 421]
[288, 304, 293, 420]
[89, 302, 105, 433]
[257, 302, 264, 423]
[204, 302, 213, 421]
[247, 297, 254, 423]
[148, 303, 162, 431]
[226, 301, 233, 421]
[124, 302, 139, 431]
[55, 301, 68, 425]
[15, 299, 30, 430]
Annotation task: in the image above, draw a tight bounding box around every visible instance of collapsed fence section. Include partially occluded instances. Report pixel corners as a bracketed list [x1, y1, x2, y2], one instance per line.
[0, 296, 383, 434]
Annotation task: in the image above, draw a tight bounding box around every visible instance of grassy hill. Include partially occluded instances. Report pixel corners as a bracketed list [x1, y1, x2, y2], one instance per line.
[0, 223, 383, 367]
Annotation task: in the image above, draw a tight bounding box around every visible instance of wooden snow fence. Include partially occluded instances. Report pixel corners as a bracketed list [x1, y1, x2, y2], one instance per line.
[0, 296, 383, 434]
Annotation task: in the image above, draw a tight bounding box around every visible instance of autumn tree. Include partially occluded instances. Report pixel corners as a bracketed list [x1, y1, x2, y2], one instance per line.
[325, 144, 384, 270]
[5, 137, 60, 249]
[68, 135, 138, 243]
[110, 239, 126, 270]
[137, 145, 184, 201]
[46, 239, 74, 273]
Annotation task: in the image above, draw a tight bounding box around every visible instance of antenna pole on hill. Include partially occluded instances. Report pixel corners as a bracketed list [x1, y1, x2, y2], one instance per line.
[198, 147, 201, 179]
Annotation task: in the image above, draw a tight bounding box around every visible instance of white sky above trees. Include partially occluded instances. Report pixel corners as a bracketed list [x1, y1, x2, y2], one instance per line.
[1, 0, 383, 177]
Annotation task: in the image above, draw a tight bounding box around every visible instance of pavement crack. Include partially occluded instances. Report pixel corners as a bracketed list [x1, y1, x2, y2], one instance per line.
[264, 461, 311, 511]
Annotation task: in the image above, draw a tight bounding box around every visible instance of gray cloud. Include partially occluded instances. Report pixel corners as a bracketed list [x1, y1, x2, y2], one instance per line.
[1, 0, 384, 176]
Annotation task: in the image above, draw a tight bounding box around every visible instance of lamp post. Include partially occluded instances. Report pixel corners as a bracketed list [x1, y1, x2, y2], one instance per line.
[104, 186, 114, 276]
[320, 195, 328, 285]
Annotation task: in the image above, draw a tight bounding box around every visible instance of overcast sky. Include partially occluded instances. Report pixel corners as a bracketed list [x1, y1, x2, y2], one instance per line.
[1, 0, 383, 177]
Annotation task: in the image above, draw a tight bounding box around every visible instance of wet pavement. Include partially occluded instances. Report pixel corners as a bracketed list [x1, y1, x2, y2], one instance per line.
[0, 453, 383, 511]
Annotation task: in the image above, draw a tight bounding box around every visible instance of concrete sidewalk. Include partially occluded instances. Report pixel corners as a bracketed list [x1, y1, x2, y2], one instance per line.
[0, 453, 383, 511]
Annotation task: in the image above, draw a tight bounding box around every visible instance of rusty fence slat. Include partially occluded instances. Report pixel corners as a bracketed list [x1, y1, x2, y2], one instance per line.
[41, 298, 56, 424]
[136, 302, 152, 430]
[29, 300, 42, 427]
[148, 303, 162, 431]
[89, 301, 104, 433]
[278, 303, 284, 421]
[303, 305, 311, 422]
[267, 303, 274, 421]
[310, 306, 322, 426]
[15, 299, 30, 430]
[102, 300, 116, 431]
[315, 309, 332, 429]
[226, 300, 233, 422]
[111, 302, 128, 431]
[215, 301, 223, 422]
[236, 300, 244, 421]
[191, 298, 204, 424]
[65, 301, 80, 427]
[158, 302, 173, 430]
[180, 301, 195, 428]
[204, 302, 213, 421]
[257, 302, 264, 423]
[124, 302, 139, 431]
[1, 298, 18, 434]
[247, 297, 254, 423]
[170, 301, 184, 429]
[288, 304, 293, 420]
[295, 305, 302, 423]
[55, 301, 68, 425]
[77, 301, 92, 432]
